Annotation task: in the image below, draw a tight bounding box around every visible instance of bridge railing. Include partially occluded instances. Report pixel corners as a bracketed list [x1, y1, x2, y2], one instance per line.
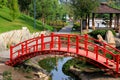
[9, 33, 120, 72]
[86, 36, 120, 72]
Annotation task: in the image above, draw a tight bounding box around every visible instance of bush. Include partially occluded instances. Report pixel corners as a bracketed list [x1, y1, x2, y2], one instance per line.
[48, 20, 67, 27]
[72, 22, 80, 31]
[3, 71, 12, 80]
[89, 29, 116, 39]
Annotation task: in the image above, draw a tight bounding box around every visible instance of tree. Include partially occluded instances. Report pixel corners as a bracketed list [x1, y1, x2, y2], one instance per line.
[18, 0, 32, 15]
[9, 0, 20, 21]
[107, 0, 120, 9]
[29, 0, 67, 24]
[0, 0, 8, 8]
[70, 0, 99, 34]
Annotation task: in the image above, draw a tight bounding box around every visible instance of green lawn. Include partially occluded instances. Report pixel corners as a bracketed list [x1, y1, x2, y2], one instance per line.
[0, 7, 53, 33]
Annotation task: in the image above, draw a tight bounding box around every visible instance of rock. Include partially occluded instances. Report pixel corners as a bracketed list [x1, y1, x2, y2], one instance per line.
[20, 27, 31, 42]
[34, 72, 48, 79]
[115, 38, 120, 47]
[97, 34, 106, 45]
[0, 27, 51, 52]
[105, 30, 116, 47]
[0, 35, 7, 51]
[97, 34, 104, 42]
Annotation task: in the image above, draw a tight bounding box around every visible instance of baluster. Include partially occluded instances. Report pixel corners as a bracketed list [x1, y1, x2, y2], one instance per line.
[50, 33, 54, 50]
[106, 58, 108, 65]
[36, 38, 38, 51]
[95, 45, 98, 60]
[41, 34, 44, 50]
[67, 35, 70, 52]
[26, 41, 28, 54]
[76, 35, 79, 53]
[21, 44, 24, 55]
[116, 54, 119, 73]
[58, 36, 61, 50]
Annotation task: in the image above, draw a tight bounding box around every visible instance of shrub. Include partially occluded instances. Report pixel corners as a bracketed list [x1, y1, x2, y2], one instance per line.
[72, 22, 80, 31]
[3, 71, 12, 80]
[89, 29, 116, 39]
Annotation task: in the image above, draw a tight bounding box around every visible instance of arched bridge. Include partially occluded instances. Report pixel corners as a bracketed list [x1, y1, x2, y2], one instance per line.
[5, 33, 120, 77]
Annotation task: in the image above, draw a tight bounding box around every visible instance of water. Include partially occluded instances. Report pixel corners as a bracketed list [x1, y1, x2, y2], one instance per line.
[50, 57, 75, 80]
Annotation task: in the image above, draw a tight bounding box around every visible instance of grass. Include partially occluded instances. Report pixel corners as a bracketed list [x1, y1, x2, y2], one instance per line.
[0, 7, 53, 33]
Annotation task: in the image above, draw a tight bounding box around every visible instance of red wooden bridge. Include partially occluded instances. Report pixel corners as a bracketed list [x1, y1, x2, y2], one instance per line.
[5, 33, 120, 77]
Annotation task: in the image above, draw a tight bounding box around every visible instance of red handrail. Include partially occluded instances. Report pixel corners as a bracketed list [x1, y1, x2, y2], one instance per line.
[7, 33, 120, 76]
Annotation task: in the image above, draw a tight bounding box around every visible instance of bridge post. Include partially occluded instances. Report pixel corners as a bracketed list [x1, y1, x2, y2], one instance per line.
[116, 54, 119, 73]
[95, 45, 98, 60]
[25, 41, 28, 53]
[67, 35, 70, 52]
[58, 36, 61, 50]
[50, 33, 54, 50]
[76, 35, 79, 53]
[84, 34, 88, 56]
[36, 38, 38, 51]
[21, 44, 24, 55]
[10, 45, 13, 61]
[41, 34, 44, 50]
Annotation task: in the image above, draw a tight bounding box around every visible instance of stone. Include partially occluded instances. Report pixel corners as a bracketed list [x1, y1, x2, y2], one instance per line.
[0, 35, 6, 51]
[105, 30, 116, 47]
[97, 34, 104, 42]
[115, 38, 120, 47]
[0, 27, 51, 52]
[34, 72, 47, 78]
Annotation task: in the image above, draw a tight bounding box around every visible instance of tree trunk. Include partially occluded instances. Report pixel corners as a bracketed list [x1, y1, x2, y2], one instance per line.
[92, 13, 95, 30]
[86, 15, 88, 30]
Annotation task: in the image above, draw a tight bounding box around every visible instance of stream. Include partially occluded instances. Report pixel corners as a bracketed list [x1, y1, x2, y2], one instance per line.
[50, 57, 76, 80]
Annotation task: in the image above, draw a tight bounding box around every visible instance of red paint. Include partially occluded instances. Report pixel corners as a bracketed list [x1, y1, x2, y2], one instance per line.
[5, 33, 120, 77]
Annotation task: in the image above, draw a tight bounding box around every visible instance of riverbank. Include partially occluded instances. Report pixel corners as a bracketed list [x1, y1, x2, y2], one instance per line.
[0, 55, 54, 80]
[68, 61, 120, 80]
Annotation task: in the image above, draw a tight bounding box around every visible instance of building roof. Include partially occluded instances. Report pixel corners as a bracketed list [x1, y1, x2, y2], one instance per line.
[94, 3, 120, 14]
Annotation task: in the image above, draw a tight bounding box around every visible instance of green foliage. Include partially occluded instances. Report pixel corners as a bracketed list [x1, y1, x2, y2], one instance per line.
[48, 20, 67, 26]
[3, 71, 12, 80]
[14, 65, 33, 73]
[24, 75, 33, 79]
[9, 0, 20, 21]
[106, 54, 112, 59]
[0, 0, 8, 8]
[63, 58, 99, 76]
[38, 57, 58, 72]
[70, 0, 100, 19]
[107, 0, 120, 10]
[29, 0, 68, 22]
[0, 7, 53, 33]
[72, 21, 80, 31]
[18, 0, 32, 14]
[89, 29, 116, 39]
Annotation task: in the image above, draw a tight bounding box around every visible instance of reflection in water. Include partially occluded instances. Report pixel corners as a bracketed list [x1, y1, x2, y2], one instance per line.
[51, 57, 75, 80]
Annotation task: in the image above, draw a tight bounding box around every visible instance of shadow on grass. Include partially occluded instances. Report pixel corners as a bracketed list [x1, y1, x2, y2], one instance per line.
[0, 15, 12, 22]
